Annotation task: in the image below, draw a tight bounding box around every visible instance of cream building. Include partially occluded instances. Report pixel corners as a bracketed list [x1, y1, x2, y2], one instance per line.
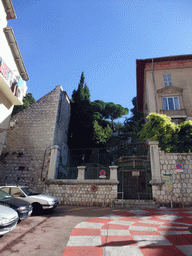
[0, 0, 29, 155]
[137, 55, 192, 124]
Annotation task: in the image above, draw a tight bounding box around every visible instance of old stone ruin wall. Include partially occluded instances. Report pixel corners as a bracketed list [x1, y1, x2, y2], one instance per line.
[0, 86, 71, 192]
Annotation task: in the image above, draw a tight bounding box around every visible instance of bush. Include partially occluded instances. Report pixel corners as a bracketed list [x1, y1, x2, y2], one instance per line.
[139, 113, 192, 153]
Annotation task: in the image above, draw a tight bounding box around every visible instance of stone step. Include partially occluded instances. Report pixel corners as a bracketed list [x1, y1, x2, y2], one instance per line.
[113, 199, 160, 209]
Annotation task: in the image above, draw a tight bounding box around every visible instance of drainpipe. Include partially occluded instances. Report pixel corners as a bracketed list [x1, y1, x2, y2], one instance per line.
[151, 59, 158, 112]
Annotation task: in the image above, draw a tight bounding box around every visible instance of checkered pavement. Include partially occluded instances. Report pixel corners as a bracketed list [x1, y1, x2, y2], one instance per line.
[63, 208, 192, 256]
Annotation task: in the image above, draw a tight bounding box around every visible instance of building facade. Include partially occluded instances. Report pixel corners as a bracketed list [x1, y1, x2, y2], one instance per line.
[0, 86, 71, 191]
[137, 55, 192, 124]
[0, 0, 29, 155]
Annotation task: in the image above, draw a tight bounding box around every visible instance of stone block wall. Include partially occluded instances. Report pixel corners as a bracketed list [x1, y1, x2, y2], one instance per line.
[0, 86, 70, 191]
[43, 179, 118, 206]
[152, 149, 192, 207]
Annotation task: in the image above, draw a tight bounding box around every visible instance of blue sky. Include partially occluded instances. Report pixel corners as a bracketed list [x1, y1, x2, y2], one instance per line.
[9, 0, 192, 122]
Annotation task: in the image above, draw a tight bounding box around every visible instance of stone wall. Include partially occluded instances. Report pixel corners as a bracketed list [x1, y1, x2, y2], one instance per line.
[149, 141, 192, 207]
[43, 166, 119, 206]
[43, 180, 118, 206]
[0, 86, 71, 191]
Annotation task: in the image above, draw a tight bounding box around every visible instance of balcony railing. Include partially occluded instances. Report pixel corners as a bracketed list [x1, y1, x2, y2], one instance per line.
[0, 57, 27, 108]
[159, 109, 186, 117]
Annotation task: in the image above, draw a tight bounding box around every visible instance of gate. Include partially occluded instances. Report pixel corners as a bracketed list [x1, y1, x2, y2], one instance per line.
[115, 143, 152, 200]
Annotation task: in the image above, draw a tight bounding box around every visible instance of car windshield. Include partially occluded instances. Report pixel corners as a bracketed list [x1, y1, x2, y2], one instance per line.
[21, 187, 40, 196]
[0, 189, 12, 200]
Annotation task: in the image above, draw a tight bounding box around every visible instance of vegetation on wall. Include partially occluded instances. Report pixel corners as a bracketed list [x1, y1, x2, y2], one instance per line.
[139, 113, 192, 153]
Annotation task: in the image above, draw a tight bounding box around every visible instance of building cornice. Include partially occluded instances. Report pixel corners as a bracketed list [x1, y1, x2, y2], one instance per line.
[3, 27, 29, 81]
[1, 0, 16, 20]
[157, 86, 183, 94]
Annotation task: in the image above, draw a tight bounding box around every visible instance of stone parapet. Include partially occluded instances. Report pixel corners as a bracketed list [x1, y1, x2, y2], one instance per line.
[46, 179, 119, 185]
[43, 179, 119, 206]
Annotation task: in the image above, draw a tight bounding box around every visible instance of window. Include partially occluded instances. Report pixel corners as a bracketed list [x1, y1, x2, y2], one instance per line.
[0, 187, 10, 194]
[163, 74, 173, 87]
[162, 97, 180, 110]
[11, 187, 25, 197]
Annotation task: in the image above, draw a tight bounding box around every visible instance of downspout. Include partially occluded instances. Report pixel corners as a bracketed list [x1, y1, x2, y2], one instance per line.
[151, 59, 158, 112]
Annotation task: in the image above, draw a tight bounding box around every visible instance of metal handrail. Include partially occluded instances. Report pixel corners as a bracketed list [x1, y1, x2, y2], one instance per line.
[117, 192, 124, 207]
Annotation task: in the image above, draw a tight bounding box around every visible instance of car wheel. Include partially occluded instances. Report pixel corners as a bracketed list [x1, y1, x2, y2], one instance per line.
[32, 203, 42, 215]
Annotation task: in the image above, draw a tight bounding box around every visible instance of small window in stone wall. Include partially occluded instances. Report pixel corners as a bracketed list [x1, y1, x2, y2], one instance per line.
[19, 166, 25, 171]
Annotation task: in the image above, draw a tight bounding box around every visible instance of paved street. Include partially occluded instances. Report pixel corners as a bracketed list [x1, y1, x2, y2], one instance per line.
[63, 207, 192, 256]
[1, 206, 192, 256]
[0, 206, 115, 256]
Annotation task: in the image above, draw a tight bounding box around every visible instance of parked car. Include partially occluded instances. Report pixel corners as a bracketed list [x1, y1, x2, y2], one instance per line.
[0, 186, 59, 214]
[0, 205, 19, 236]
[0, 189, 32, 221]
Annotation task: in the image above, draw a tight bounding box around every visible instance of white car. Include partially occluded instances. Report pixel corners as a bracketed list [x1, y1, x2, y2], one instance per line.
[0, 205, 18, 236]
[0, 186, 58, 214]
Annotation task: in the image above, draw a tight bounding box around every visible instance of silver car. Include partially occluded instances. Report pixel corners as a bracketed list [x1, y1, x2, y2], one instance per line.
[0, 205, 18, 236]
[0, 186, 58, 214]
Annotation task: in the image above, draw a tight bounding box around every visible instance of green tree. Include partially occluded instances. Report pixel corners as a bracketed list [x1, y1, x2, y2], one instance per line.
[71, 72, 90, 103]
[92, 100, 128, 131]
[101, 102, 128, 121]
[69, 72, 94, 148]
[177, 121, 192, 153]
[84, 83, 90, 102]
[139, 113, 178, 152]
[68, 73, 128, 148]
[12, 93, 36, 116]
[123, 97, 145, 141]
[93, 120, 113, 144]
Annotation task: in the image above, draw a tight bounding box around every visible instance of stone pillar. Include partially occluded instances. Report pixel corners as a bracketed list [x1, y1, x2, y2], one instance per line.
[48, 145, 60, 179]
[77, 166, 85, 180]
[109, 166, 118, 181]
[149, 141, 164, 186]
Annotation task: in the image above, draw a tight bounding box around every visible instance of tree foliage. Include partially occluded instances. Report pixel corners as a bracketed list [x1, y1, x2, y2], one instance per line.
[139, 113, 192, 153]
[92, 100, 128, 121]
[69, 72, 93, 148]
[68, 72, 128, 148]
[102, 102, 128, 121]
[123, 97, 144, 141]
[12, 93, 36, 116]
[71, 72, 90, 103]
[93, 120, 113, 144]
[177, 121, 192, 153]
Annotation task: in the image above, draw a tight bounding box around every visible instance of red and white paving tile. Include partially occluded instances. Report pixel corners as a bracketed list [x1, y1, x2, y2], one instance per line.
[63, 208, 192, 256]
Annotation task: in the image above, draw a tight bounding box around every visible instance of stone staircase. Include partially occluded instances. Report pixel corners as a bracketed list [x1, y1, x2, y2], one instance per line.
[113, 199, 160, 209]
